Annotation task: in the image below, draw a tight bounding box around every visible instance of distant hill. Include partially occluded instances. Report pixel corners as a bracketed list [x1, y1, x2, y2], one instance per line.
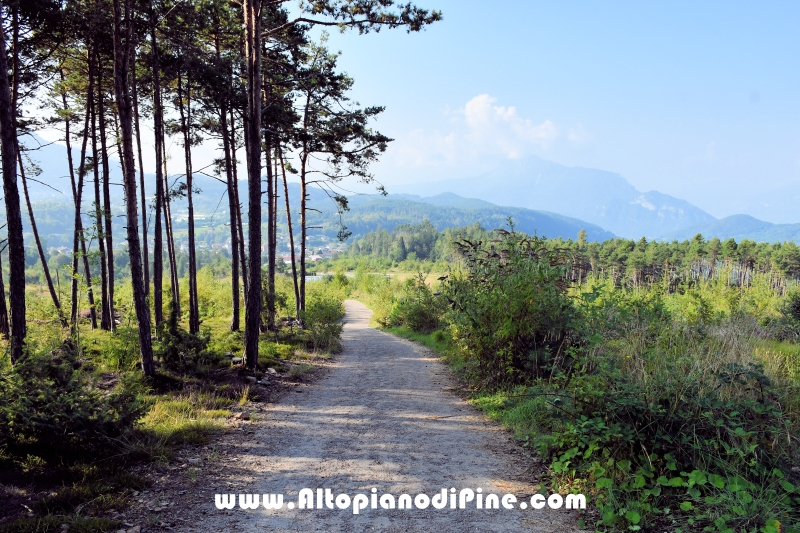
[309, 193, 616, 242]
[369, 192, 496, 210]
[394, 157, 717, 239]
[14, 134, 800, 245]
[723, 182, 800, 225]
[661, 214, 800, 243]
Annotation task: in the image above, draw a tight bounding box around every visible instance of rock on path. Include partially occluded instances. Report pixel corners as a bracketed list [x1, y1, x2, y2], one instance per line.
[194, 300, 581, 532]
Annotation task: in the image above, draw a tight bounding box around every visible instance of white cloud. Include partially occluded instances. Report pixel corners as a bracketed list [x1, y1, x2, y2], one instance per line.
[389, 94, 588, 169]
[463, 94, 558, 158]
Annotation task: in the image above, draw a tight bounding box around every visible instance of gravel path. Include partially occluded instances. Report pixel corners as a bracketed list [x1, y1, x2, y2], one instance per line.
[193, 300, 581, 532]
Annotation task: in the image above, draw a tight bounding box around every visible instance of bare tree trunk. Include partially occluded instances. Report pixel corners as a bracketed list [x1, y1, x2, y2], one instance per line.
[211, 9, 239, 331]
[98, 70, 115, 331]
[0, 251, 8, 338]
[176, 72, 199, 333]
[243, 0, 262, 368]
[230, 107, 247, 309]
[264, 132, 275, 331]
[162, 133, 180, 315]
[11, 8, 65, 328]
[90, 74, 109, 331]
[150, 5, 164, 326]
[299, 153, 307, 314]
[279, 147, 299, 317]
[0, 16, 24, 362]
[131, 45, 149, 297]
[221, 102, 239, 330]
[272, 149, 278, 314]
[63, 69, 93, 330]
[63, 59, 98, 332]
[17, 147, 68, 327]
[112, 0, 155, 376]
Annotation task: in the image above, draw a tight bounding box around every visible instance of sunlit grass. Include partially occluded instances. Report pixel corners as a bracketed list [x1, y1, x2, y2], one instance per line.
[137, 390, 232, 450]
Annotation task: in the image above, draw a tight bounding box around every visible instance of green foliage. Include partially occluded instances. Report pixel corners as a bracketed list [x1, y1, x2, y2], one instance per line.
[348, 265, 397, 326]
[350, 227, 800, 531]
[529, 303, 800, 531]
[443, 229, 581, 387]
[387, 271, 446, 333]
[296, 279, 346, 352]
[300, 294, 345, 352]
[343, 223, 800, 293]
[786, 290, 800, 322]
[0, 343, 148, 462]
[81, 326, 141, 371]
[137, 389, 231, 451]
[155, 301, 213, 372]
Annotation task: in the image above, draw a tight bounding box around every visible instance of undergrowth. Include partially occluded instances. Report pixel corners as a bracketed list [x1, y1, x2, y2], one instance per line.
[0, 272, 346, 530]
[353, 228, 800, 532]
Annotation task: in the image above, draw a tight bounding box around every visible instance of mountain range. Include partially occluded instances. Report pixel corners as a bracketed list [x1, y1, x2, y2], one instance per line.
[661, 215, 800, 243]
[8, 135, 800, 244]
[309, 192, 615, 242]
[394, 158, 718, 239]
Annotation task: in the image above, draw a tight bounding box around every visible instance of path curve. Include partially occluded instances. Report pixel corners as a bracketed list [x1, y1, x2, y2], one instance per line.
[195, 300, 580, 532]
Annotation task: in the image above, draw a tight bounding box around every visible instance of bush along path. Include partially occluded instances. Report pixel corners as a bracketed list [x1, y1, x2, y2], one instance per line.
[180, 300, 582, 533]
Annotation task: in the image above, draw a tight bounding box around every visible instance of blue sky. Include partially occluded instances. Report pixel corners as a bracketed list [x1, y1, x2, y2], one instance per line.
[32, 1, 800, 221]
[314, 0, 800, 219]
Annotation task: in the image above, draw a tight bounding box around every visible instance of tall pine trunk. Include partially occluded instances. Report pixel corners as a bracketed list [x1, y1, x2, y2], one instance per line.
[278, 147, 299, 317]
[243, 0, 262, 368]
[112, 0, 155, 376]
[11, 9, 65, 328]
[17, 147, 68, 327]
[299, 152, 307, 315]
[0, 251, 8, 339]
[0, 16, 25, 362]
[214, 32, 240, 331]
[70, 62, 97, 329]
[65, 70, 93, 330]
[221, 102, 239, 331]
[131, 46, 149, 297]
[90, 75, 109, 331]
[162, 132, 180, 314]
[176, 72, 199, 333]
[264, 133, 275, 331]
[150, 6, 164, 326]
[230, 107, 247, 309]
[98, 70, 115, 330]
[271, 150, 278, 319]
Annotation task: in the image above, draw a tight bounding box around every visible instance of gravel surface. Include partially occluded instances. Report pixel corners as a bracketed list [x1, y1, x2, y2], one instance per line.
[189, 300, 583, 532]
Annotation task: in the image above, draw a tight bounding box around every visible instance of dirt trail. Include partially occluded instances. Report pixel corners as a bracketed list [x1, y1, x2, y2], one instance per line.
[192, 300, 581, 532]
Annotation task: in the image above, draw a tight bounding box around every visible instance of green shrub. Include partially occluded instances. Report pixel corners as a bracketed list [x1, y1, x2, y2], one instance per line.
[300, 295, 345, 353]
[763, 289, 800, 341]
[388, 272, 445, 333]
[533, 313, 800, 531]
[155, 302, 214, 372]
[0, 343, 148, 462]
[333, 270, 349, 289]
[443, 230, 580, 387]
[786, 290, 800, 322]
[355, 274, 397, 327]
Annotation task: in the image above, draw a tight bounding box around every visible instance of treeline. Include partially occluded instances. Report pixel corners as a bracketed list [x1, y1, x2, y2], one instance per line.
[342, 221, 800, 290]
[346, 220, 484, 262]
[0, 1, 440, 371]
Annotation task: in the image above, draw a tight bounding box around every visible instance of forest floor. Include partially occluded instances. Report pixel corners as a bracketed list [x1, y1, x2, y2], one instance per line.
[119, 300, 582, 533]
